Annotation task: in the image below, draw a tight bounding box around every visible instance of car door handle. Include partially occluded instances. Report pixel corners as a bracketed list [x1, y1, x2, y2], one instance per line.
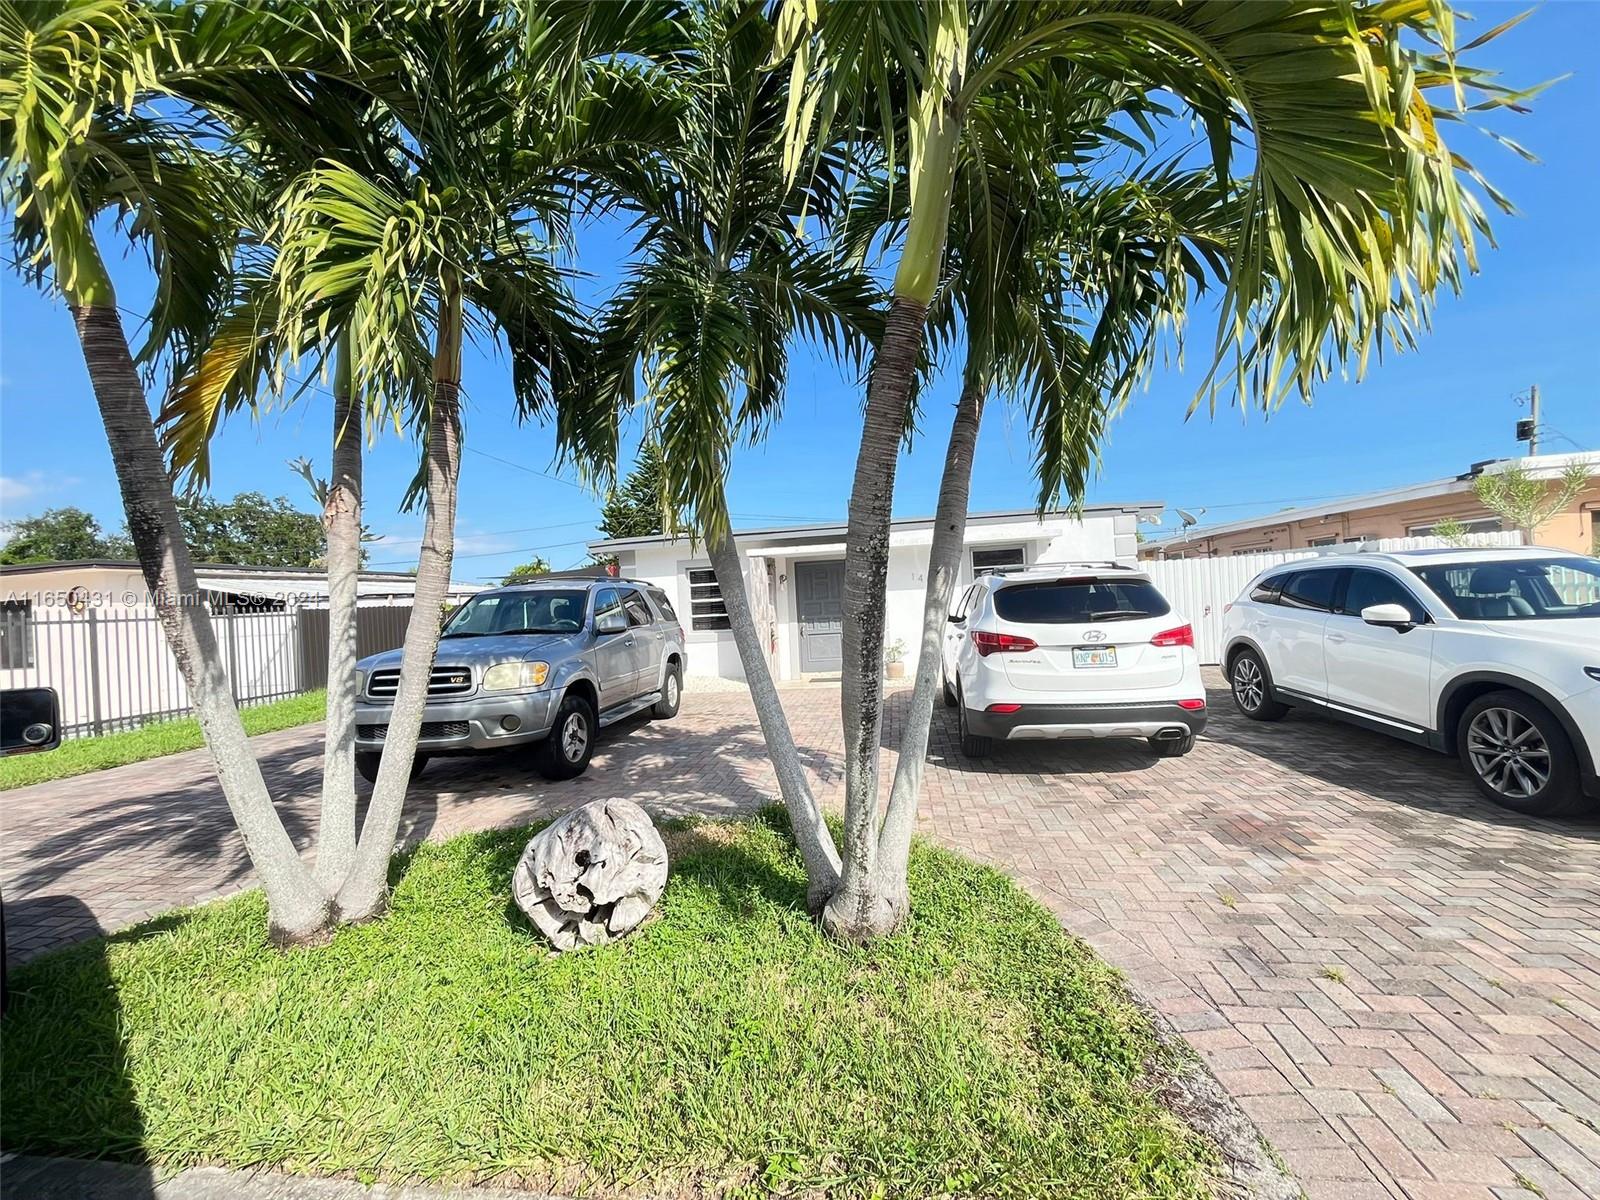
[1326, 632, 1347, 644]
[623, 636, 635, 646]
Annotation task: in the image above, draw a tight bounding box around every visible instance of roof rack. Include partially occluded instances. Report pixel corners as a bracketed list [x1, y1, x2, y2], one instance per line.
[499, 574, 640, 586]
[1308, 542, 1381, 557]
[990, 560, 1137, 575]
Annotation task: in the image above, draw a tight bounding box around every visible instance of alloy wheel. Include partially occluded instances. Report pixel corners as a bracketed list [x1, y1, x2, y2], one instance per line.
[1233, 657, 1264, 712]
[666, 674, 679, 708]
[561, 711, 589, 762]
[1466, 707, 1551, 798]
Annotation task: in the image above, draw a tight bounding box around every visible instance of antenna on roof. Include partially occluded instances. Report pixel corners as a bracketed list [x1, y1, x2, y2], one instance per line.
[1174, 507, 1206, 543]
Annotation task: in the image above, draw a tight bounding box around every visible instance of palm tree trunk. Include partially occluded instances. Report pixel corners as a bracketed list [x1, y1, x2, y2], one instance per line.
[876, 369, 985, 896]
[71, 296, 330, 943]
[821, 296, 929, 943]
[335, 272, 462, 923]
[314, 332, 362, 889]
[706, 520, 841, 909]
[820, 14, 966, 943]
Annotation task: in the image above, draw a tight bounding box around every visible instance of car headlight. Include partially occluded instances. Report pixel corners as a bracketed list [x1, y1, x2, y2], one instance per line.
[482, 661, 550, 692]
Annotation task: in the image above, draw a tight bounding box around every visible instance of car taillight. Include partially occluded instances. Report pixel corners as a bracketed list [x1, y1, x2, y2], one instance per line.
[987, 703, 1023, 714]
[1151, 624, 1195, 648]
[971, 630, 1038, 657]
[1177, 698, 1206, 711]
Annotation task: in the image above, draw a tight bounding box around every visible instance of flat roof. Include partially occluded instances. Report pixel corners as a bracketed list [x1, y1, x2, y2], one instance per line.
[1145, 451, 1599, 546]
[589, 503, 1164, 553]
[0, 559, 423, 580]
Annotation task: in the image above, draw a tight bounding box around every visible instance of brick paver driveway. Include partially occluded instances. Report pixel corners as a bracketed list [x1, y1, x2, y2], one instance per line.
[3, 671, 1597, 1200]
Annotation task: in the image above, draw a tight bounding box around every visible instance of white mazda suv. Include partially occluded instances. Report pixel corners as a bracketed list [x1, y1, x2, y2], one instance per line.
[941, 564, 1207, 759]
[1221, 547, 1600, 817]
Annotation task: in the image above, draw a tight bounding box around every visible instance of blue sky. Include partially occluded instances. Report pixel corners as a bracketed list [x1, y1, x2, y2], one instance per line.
[2, 2, 1596, 584]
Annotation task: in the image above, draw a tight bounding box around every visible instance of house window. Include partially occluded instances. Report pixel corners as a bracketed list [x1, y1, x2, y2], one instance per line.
[0, 599, 33, 669]
[1407, 516, 1503, 537]
[971, 546, 1025, 576]
[1307, 535, 1338, 547]
[686, 567, 730, 631]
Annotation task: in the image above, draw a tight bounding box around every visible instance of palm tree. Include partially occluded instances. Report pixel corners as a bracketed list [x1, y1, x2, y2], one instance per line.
[1, 0, 336, 940]
[774, 0, 1532, 940]
[159, 51, 425, 894]
[263, 0, 676, 921]
[877, 157, 1240, 919]
[590, 1, 882, 907]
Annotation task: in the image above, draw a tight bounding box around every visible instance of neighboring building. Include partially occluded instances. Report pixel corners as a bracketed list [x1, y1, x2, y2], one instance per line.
[1142, 452, 1600, 560]
[589, 504, 1160, 682]
[0, 559, 484, 614]
[0, 561, 485, 735]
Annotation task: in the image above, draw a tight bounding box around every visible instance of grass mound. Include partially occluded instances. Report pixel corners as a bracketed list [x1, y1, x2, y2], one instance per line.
[1, 812, 1214, 1198]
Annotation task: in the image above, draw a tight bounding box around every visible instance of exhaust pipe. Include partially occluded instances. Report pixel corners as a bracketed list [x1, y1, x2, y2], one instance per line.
[1154, 727, 1187, 742]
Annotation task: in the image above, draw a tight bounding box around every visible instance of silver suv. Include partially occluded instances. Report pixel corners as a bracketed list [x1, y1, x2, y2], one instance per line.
[354, 577, 686, 782]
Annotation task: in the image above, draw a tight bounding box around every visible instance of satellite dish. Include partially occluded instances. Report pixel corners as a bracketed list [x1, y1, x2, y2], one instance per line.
[1176, 507, 1206, 528]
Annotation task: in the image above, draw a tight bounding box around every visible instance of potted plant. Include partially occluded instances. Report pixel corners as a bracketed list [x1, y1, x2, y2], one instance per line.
[884, 639, 907, 681]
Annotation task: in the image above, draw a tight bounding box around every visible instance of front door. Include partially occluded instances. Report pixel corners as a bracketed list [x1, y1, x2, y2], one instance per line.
[796, 560, 845, 674]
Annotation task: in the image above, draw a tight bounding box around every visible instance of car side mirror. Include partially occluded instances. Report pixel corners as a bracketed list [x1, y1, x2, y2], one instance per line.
[1, 687, 61, 757]
[1360, 602, 1415, 630]
[596, 611, 628, 635]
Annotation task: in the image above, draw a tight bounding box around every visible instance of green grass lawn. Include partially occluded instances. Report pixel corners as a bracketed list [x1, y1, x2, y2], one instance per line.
[0, 812, 1216, 1198]
[0, 691, 325, 791]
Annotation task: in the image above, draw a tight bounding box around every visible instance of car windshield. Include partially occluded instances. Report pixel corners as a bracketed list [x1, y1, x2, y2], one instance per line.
[1411, 557, 1600, 621]
[991, 578, 1171, 624]
[441, 590, 589, 637]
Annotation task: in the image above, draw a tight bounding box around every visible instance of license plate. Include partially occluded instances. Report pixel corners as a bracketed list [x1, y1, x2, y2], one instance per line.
[1072, 646, 1118, 668]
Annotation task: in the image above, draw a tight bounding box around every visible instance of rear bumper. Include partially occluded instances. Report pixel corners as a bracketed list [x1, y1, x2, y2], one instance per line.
[965, 700, 1208, 742]
[355, 690, 557, 752]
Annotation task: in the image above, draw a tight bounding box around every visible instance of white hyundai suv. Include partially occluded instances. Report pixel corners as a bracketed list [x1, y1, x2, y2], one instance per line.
[941, 564, 1208, 758]
[1221, 547, 1600, 818]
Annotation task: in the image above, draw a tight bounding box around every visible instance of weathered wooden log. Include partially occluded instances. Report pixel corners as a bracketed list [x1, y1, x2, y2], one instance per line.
[511, 798, 668, 951]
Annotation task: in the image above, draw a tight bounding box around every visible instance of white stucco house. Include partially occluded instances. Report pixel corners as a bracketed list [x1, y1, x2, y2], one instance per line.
[589, 504, 1161, 682]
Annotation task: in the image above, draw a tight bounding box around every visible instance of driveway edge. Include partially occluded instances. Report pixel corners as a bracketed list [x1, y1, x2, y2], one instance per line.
[1130, 999, 1302, 1200]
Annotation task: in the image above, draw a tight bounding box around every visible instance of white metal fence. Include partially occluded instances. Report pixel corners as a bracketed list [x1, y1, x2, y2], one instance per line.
[0, 601, 423, 740]
[1143, 532, 1528, 665]
[0, 606, 308, 738]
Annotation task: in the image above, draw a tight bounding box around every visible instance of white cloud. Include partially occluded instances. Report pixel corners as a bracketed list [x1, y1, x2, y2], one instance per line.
[0, 470, 82, 519]
[0, 474, 36, 506]
[366, 525, 515, 568]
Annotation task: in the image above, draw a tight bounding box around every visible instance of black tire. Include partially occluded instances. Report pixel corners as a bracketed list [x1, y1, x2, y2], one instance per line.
[355, 750, 428, 785]
[941, 672, 957, 708]
[652, 662, 682, 719]
[1458, 690, 1589, 818]
[957, 688, 992, 758]
[1150, 733, 1196, 758]
[1229, 648, 1289, 721]
[534, 692, 596, 781]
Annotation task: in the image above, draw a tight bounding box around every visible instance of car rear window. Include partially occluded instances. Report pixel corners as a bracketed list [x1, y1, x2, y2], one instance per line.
[991, 578, 1171, 624]
[647, 587, 678, 623]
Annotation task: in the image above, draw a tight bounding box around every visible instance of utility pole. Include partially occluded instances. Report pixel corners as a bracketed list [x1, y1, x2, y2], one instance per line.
[1515, 384, 1540, 456]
